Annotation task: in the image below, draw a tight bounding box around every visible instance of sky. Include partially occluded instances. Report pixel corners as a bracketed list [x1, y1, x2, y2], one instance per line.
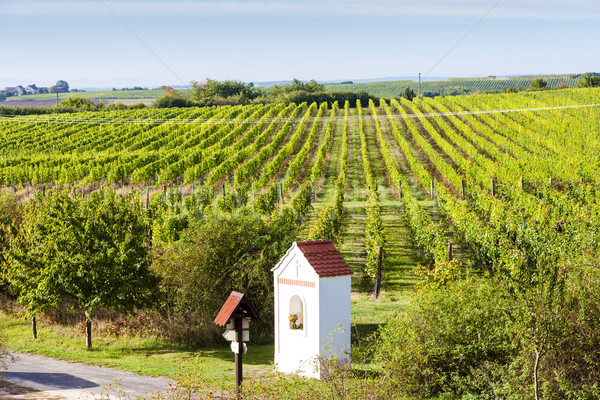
[1, 0, 599, 89]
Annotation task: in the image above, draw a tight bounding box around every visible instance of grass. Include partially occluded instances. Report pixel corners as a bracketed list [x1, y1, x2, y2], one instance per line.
[0, 311, 272, 390]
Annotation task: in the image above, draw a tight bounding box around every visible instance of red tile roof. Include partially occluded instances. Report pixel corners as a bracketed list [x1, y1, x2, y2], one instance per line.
[295, 240, 353, 278]
[214, 291, 262, 327]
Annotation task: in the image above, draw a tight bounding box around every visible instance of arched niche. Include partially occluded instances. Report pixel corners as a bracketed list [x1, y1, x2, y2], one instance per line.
[289, 295, 305, 331]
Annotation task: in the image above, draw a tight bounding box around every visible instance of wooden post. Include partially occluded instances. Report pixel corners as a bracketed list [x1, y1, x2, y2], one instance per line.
[430, 179, 435, 200]
[251, 183, 255, 200]
[278, 183, 284, 204]
[81, 187, 85, 198]
[398, 180, 402, 200]
[85, 316, 92, 349]
[146, 188, 150, 209]
[519, 177, 524, 189]
[461, 179, 465, 199]
[447, 242, 453, 262]
[235, 316, 243, 396]
[374, 246, 383, 299]
[32, 316, 37, 339]
[120, 178, 123, 190]
[222, 184, 226, 197]
[163, 185, 167, 203]
[549, 177, 552, 186]
[491, 178, 495, 197]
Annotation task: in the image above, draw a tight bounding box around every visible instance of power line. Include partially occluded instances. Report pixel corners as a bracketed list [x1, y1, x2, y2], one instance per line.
[99, 0, 186, 86]
[424, 0, 503, 78]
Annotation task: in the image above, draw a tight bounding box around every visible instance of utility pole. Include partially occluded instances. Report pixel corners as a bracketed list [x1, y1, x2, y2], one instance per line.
[418, 73, 421, 98]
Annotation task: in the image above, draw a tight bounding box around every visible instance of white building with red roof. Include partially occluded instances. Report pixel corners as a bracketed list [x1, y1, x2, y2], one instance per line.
[271, 239, 353, 378]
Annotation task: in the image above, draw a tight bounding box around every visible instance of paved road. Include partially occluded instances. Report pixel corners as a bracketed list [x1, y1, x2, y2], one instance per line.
[0, 353, 172, 399]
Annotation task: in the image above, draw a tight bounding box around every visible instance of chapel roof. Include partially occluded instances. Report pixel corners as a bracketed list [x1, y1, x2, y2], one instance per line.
[295, 239, 353, 278]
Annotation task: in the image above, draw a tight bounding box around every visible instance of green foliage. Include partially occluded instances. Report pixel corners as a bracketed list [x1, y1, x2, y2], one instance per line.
[153, 92, 195, 108]
[151, 208, 296, 346]
[376, 278, 520, 398]
[577, 72, 600, 88]
[55, 80, 69, 92]
[190, 78, 261, 105]
[5, 189, 159, 346]
[278, 90, 376, 107]
[57, 97, 101, 110]
[529, 78, 548, 89]
[543, 264, 600, 398]
[399, 86, 416, 101]
[269, 78, 326, 96]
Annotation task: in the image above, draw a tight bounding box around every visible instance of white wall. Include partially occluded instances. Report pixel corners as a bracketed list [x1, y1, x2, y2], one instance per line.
[318, 275, 351, 362]
[273, 249, 321, 378]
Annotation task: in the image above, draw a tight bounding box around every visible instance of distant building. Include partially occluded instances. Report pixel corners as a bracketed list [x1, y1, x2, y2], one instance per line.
[24, 84, 38, 94]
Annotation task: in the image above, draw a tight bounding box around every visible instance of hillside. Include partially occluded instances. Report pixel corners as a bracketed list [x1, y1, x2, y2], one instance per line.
[1, 87, 600, 397]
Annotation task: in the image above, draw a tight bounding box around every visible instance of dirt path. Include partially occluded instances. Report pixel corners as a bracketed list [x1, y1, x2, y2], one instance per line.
[1, 353, 171, 400]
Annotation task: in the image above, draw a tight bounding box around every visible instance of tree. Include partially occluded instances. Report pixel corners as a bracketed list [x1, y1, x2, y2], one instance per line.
[7, 190, 159, 349]
[190, 79, 261, 104]
[577, 72, 600, 88]
[55, 80, 69, 92]
[152, 208, 296, 345]
[529, 78, 547, 89]
[58, 97, 98, 110]
[399, 86, 416, 101]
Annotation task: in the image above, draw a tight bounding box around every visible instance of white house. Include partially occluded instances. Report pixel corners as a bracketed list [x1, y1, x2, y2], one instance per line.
[271, 239, 353, 379]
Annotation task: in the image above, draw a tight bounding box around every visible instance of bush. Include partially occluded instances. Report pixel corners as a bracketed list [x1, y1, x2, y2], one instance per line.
[542, 264, 600, 399]
[151, 208, 296, 346]
[376, 277, 520, 398]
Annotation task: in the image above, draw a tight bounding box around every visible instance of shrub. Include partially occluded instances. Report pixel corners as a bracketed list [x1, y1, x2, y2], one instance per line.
[151, 208, 296, 346]
[375, 277, 520, 398]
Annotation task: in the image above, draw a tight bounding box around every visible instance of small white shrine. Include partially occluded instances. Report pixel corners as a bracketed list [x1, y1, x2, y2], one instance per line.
[271, 239, 353, 379]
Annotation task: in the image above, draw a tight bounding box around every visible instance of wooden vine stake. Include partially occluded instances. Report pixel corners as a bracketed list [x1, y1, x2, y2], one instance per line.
[447, 242, 453, 262]
[374, 246, 383, 299]
[430, 179, 435, 200]
[398, 180, 402, 200]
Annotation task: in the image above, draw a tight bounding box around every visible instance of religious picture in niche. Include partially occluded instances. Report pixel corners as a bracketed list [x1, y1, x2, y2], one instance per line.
[289, 295, 304, 330]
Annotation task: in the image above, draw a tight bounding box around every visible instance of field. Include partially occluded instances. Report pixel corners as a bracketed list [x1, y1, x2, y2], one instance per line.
[2, 87, 600, 396]
[2, 88, 600, 290]
[326, 73, 584, 96]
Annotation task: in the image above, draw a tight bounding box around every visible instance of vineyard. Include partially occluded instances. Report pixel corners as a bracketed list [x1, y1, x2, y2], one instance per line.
[326, 73, 585, 97]
[2, 87, 600, 397]
[2, 88, 600, 277]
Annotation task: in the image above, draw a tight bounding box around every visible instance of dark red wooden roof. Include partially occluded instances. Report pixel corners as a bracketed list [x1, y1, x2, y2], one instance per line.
[214, 291, 262, 327]
[296, 240, 353, 278]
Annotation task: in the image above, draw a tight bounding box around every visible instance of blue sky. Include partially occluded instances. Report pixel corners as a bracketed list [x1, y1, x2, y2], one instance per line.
[1, 0, 599, 89]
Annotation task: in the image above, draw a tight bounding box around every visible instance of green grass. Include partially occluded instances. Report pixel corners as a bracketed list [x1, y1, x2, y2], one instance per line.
[0, 312, 272, 390]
